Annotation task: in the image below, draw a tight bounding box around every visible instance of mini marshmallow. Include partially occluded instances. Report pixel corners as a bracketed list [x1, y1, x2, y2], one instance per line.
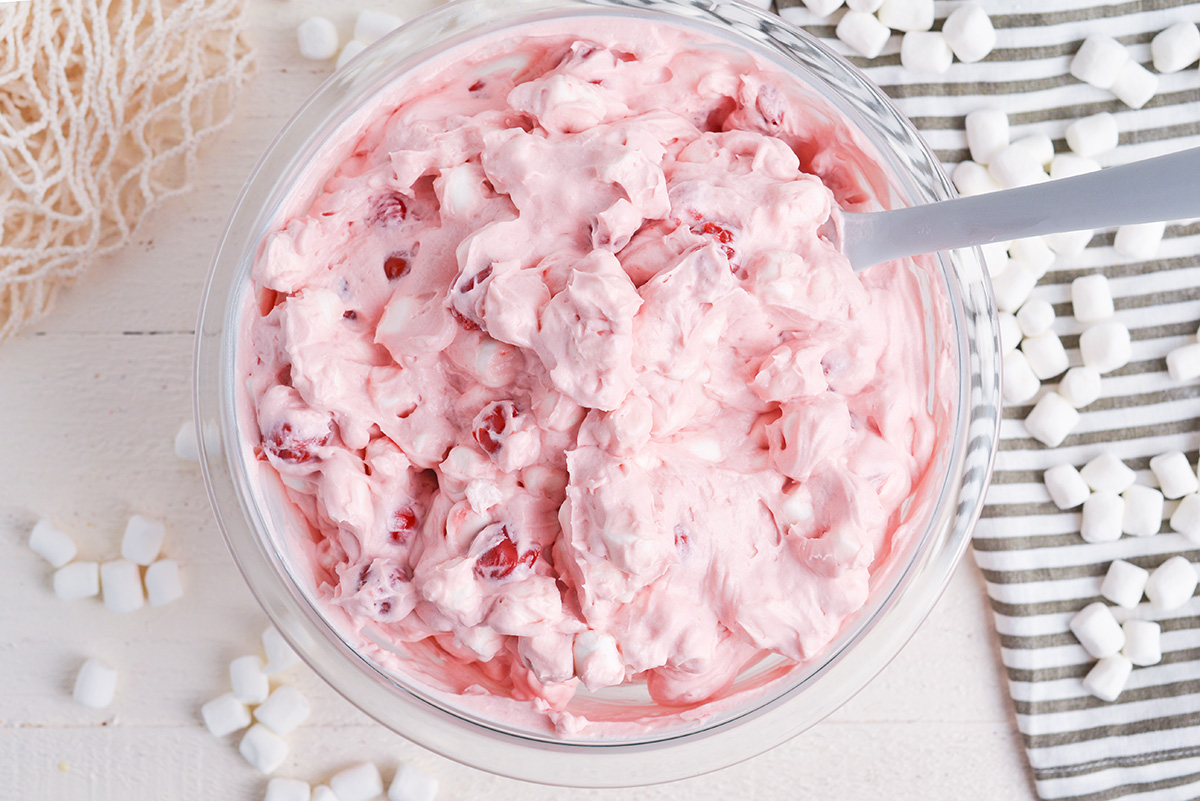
[1044, 229, 1094, 258]
[336, 40, 367, 69]
[121, 515, 165, 566]
[836, 11, 891, 59]
[1123, 619, 1162, 666]
[980, 241, 1011, 277]
[1024, 392, 1079, 448]
[1122, 484, 1164, 537]
[354, 9, 404, 44]
[240, 724, 290, 774]
[1070, 602, 1125, 658]
[1080, 322, 1132, 374]
[1082, 654, 1133, 702]
[846, 0, 884, 11]
[876, 0, 933, 32]
[1017, 299, 1055, 338]
[999, 312, 1023, 354]
[1152, 21, 1200, 74]
[54, 561, 100, 602]
[1013, 134, 1055, 169]
[1150, 451, 1198, 499]
[255, 686, 311, 736]
[1066, 113, 1119, 158]
[330, 762, 384, 801]
[388, 764, 439, 801]
[1114, 221, 1166, 260]
[1081, 452, 1136, 493]
[942, 3, 995, 63]
[900, 31, 953, 74]
[1102, 560, 1150, 609]
[1021, 331, 1069, 379]
[73, 658, 118, 709]
[966, 108, 1009, 166]
[201, 693, 252, 737]
[1069, 35, 1130, 90]
[988, 144, 1049, 189]
[265, 778, 312, 801]
[952, 160, 1001, 196]
[1111, 60, 1158, 110]
[1071, 274, 1114, 323]
[1044, 463, 1091, 510]
[1145, 556, 1198, 611]
[1171, 493, 1200, 541]
[100, 559, 144, 613]
[1050, 153, 1102, 181]
[1081, 491, 1125, 543]
[174, 420, 200, 462]
[1059, 366, 1102, 408]
[312, 787, 339, 801]
[144, 559, 182, 607]
[230, 655, 270, 705]
[1003, 350, 1041, 405]
[1010, 237, 1056, 277]
[800, 0, 845, 15]
[28, 519, 77, 568]
[1166, 342, 1200, 382]
[297, 16, 338, 61]
[992, 260, 1038, 313]
[263, 626, 302, 673]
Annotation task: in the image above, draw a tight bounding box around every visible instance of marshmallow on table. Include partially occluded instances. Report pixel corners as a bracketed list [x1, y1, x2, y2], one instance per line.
[1044, 463, 1091, 510]
[73, 658, 118, 709]
[952, 160, 1000, 196]
[1152, 21, 1200, 73]
[265, 778, 312, 801]
[1123, 619, 1162, 666]
[1069, 35, 1130, 90]
[54, 561, 99, 601]
[1114, 222, 1166, 260]
[354, 9, 404, 44]
[1024, 392, 1079, 448]
[336, 40, 368, 69]
[201, 693, 252, 737]
[875, 0, 933, 32]
[980, 241, 1010, 277]
[942, 3, 995, 63]
[1167, 342, 1200, 382]
[240, 724, 290, 774]
[1002, 350, 1041, 405]
[28, 519, 77, 568]
[388, 763, 439, 801]
[100, 560, 144, 613]
[1045, 229, 1094, 258]
[836, 11, 891, 59]
[231, 655, 270, 705]
[988, 144, 1049, 189]
[1122, 484, 1164, 537]
[263, 625, 302, 673]
[965, 108, 1009, 166]
[1102, 560, 1150, 609]
[1050, 153, 1101, 181]
[1059, 366, 1102, 408]
[1080, 452, 1136, 493]
[144, 559, 182, 607]
[900, 32, 953, 74]
[297, 17, 339, 62]
[1083, 654, 1133, 702]
[992, 260, 1038, 313]
[1011, 237, 1056, 277]
[1081, 491, 1125, 543]
[1071, 274, 1114, 323]
[1013, 134, 1055, 169]
[1112, 60, 1158, 110]
[312, 787, 339, 801]
[1150, 451, 1198, 499]
[800, 0, 846, 15]
[1146, 556, 1199, 611]
[1070, 602, 1125, 658]
[1066, 113, 1119, 158]
[998, 312, 1022, 354]
[1080, 322, 1132, 374]
[1017, 299, 1055, 338]
[846, 0, 884, 11]
[174, 420, 200, 462]
[122, 515, 165, 566]
[1021, 331, 1069, 379]
[1172, 494, 1200, 541]
[255, 686, 311, 736]
[330, 762, 384, 801]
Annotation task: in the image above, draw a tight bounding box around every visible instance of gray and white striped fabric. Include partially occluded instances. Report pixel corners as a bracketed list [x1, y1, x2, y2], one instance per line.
[774, 1, 1200, 798]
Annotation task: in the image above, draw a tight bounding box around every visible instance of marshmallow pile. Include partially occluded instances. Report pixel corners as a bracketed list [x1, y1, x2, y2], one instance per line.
[1071, 25, 1200, 111]
[294, 9, 405, 68]
[263, 762, 439, 801]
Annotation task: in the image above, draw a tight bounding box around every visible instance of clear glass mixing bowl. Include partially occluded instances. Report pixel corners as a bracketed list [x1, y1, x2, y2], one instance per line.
[195, 0, 1002, 786]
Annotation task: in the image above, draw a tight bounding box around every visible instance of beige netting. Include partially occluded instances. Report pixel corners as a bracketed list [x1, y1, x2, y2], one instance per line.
[0, 0, 253, 341]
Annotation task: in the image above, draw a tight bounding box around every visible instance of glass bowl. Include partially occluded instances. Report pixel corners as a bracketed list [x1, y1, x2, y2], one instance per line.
[195, 0, 1001, 787]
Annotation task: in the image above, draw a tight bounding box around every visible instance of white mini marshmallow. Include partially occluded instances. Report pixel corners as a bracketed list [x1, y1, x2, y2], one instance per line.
[965, 108, 1009, 166]
[1066, 113, 1119, 158]
[1069, 35, 1130, 90]
[1111, 60, 1158, 110]
[992, 260, 1038, 313]
[73, 658, 118, 709]
[1021, 330, 1070, 379]
[1080, 322, 1132, 374]
[388, 764, 439, 801]
[1003, 350, 1041, 405]
[981, 241, 1011, 277]
[942, 3, 995, 63]
[240, 724, 289, 774]
[1071, 274, 1114, 323]
[230, 655, 270, 705]
[1049, 153, 1102, 181]
[836, 11, 891, 58]
[1152, 21, 1200, 73]
[846, 0, 884, 10]
[1070, 602, 1126, 658]
[312, 787, 339, 801]
[1145, 556, 1199, 611]
[144, 559, 182, 607]
[1122, 484, 1164, 537]
[354, 9, 404, 44]
[988, 143, 1050, 189]
[1123, 619, 1162, 666]
[255, 686, 311, 736]
[1059, 366, 1102, 408]
[799, 0, 845, 15]
[336, 40, 368, 69]
[1083, 654, 1133, 702]
[1010, 237, 1056, 277]
[1172, 494, 1200, 541]
[54, 561, 99, 601]
[1081, 491, 1125, 543]
[201, 693, 252, 737]
[1045, 229, 1094, 258]
[1102, 560, 1150, 609]
[263, 625, 302, 673]
[876, 0, 933, 32]
[1017, 299, 1055, 338]
[1081, 452, 1136, 493]
[28, 519, 77, 568]
[900, 31, 953, 74]
[999, 312, 1023, 354]
[1114, 221, 1166, 260]
[952, 160, 1001, 196]
[297, 16, 338, 61]
[1013, 134, 1055, 169]
[1150, 451, 1199, 500]
[1044, 463, 1091, 510]
[121, 515, 165, 566]
[100, 560, 144, 613]
[174, 420, 200, 462]
[265, 778, 312, 801]
[1167, 342, 1200, 382]
[1024, 392, 1079, 448]
[330, 762, 384, 801]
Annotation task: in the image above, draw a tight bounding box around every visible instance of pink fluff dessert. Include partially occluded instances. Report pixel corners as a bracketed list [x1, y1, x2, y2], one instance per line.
[239, 17, 952, 735]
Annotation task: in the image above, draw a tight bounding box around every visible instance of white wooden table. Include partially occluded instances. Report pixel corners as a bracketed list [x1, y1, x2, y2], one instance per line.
[0, 1, 1035, 797]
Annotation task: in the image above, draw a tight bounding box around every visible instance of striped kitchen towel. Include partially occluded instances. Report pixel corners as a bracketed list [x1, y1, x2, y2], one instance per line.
[773, 0, 1200, 799]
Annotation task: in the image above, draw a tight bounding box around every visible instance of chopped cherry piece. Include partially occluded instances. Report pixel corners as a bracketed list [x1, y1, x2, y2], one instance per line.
[468, 79, 485, 92]
[343, 309, 358, 320]
[674, 524, 690, 556]
[449, 306, 481, 331]
[458, 264, 493, 294]
[689, 220, 736, 262]
[388, 506, 418, 544]
[383, 252, 410, 281]
[474, 525, 539, 580]
[367, 192, 408, 227]
[263, 422, 329, 464]
[473, 400, 517, 456]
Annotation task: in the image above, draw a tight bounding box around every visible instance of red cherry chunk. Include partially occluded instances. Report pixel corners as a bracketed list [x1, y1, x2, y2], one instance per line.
[689, 220, 736, 263]
[263, 422, 329, 464]
[458, 264, 493, 294]
[473, 400, 518, 456]
[367, 192, 408, 227]
[474, 526, 538, 580]
[388, 506, 418, 544]
[383, 252, 410, 281]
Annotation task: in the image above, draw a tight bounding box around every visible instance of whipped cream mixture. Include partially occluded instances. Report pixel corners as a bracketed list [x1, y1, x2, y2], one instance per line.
[240, 19, 951, 734]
